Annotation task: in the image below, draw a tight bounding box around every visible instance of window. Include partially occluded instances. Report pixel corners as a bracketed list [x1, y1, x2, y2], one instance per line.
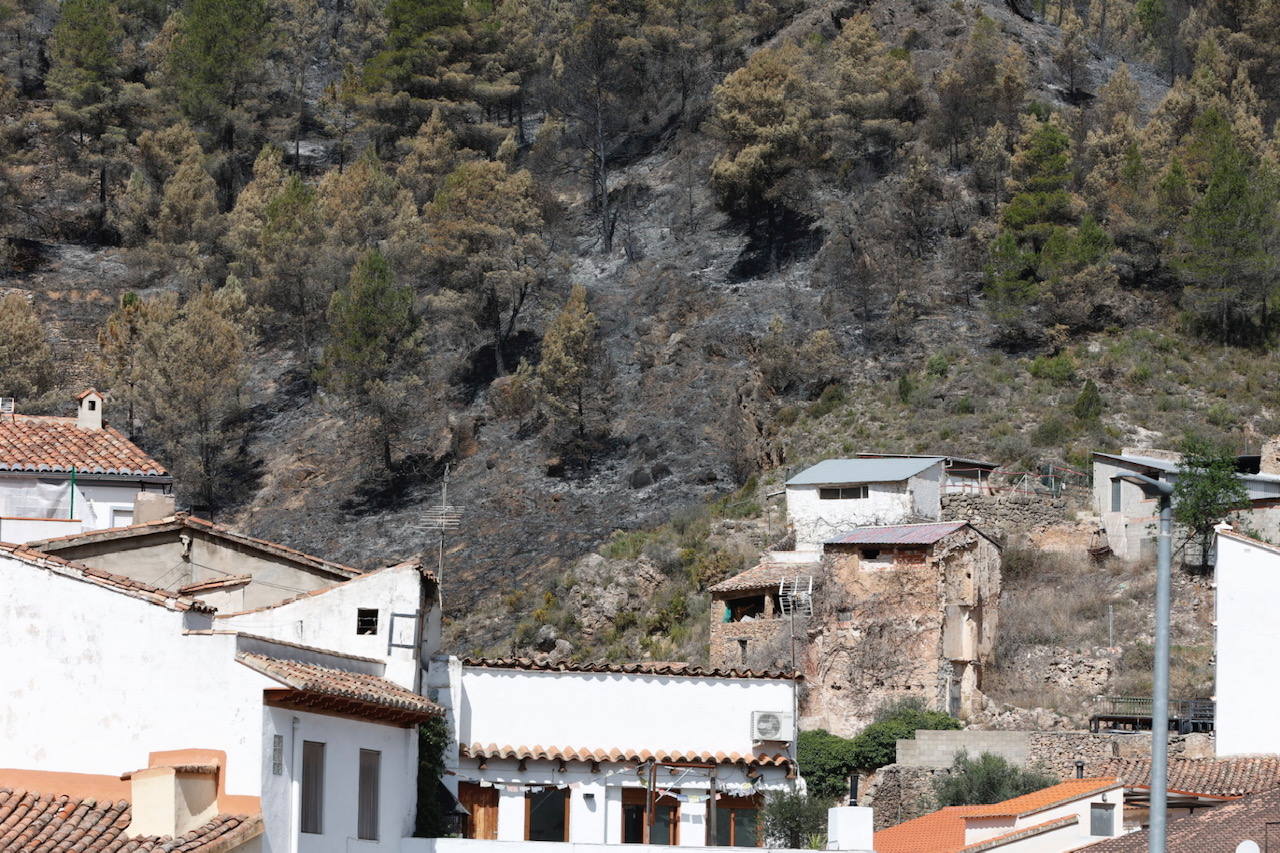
[357, 608, 379, 635]
[1090, 803, 1115, 836]
[111, 509, 134, 527]
[819, 485, 869, 500]
[726, 596, 765, 622]
[622, 789, 679, 844]
[737, 639, 748, 664]
[1110, 479, 1122, 512]
[301, 741, 325, 834]
[88, 400, 96, 411]
[526, 788, 569, 841]
[271, 735, 283, 775]
[714, 795, 762, 847]
[860, 548, 881, 560]
[358, 749, 381, 841]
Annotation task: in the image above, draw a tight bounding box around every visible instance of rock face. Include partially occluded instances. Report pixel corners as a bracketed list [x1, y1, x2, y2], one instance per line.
[565, 553, 665, 640]
[1001, 645, 1121, 696]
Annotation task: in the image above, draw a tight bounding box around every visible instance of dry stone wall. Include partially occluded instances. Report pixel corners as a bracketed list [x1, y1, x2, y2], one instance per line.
[941, 493, 1068, 537]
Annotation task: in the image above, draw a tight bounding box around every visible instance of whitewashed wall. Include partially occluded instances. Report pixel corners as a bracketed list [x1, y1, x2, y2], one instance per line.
[785, 463, 944, 550]
[1215, 531, 1280, 756]
[0, 475, 147, 541]
[400, 836, 875, 853]
[456, 667, 796, 755]
[261, 707, 418, 853]
[219, 564, 437, 689]
[0, 550, 269, 797]
[1092, 458, 1161, 560]
[961, 786, 1122, 849]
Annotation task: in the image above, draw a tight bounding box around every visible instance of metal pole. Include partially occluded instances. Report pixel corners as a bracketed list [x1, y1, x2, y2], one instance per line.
[1149, 496, 1172, 853]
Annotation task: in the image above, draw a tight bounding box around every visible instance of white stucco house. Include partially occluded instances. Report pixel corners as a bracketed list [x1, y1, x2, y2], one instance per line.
[785, 458, 945, 551]
[0, 534, 444, 853]
[0, 389, 173, 542]
[854, 453, 999, 494]
[1213, 524, 1280, 758]
[1093, 448, 1280, 562]
[433, 657, 801, 848]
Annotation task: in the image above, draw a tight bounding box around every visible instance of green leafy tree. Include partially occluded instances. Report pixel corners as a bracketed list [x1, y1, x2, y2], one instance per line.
[762, 790, 828, 849]
[322, 250, 424, 472]
[935, 752, 1056, 806]
[848, 700, 961, 771]
[1072, 379, 1103, 421]
[1173, 436, 1250, 571]
[797, 729, 859, 802]
[0, 293, 57, 404]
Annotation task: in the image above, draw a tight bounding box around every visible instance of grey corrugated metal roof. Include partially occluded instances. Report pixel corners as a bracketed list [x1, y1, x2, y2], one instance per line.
[786, 457, 943, 486]
[1093, 452, 1181, 473]
[1094, 452, 1280, 501]
[855, 452, 998, 470]
[825, 521, 971, 546]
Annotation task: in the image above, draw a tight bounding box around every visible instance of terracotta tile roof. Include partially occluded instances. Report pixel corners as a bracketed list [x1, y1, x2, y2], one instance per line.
[875, 779, 1119, 853]
[0, 415, 168, 478]
[461, 657, 799, 680]
[178, 575, 252, 595]
[0, 542, 214, 613]
[874, 805, 973, 853]
[1079, 786, 1280, 852]
[31, 513, 363, 580]
[709, 559, 813, 594]
[963, 778, 1120, 818]
[1093, 756, 1280, 798]
[462, 743, 794, 771]
[237, 652, 442, 723]
[0, 787, 262, 851]
[825, 521, 992, 547]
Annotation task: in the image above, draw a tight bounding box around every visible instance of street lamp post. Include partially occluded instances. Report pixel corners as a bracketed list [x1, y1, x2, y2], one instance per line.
[1115, 473, 1174, 853]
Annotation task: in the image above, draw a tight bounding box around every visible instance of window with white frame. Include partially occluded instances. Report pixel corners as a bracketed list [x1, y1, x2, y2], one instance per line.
[819, 485, 869, 500]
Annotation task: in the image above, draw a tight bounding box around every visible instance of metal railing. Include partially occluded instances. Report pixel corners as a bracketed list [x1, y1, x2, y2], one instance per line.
[1090, 696, 1215, 733]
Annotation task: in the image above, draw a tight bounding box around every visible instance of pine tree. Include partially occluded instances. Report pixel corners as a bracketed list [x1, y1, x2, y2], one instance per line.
[155, 146, 222, 247]
[1053, 9, 1091, 100]
[538, 284, 609, 450]
[396, 108, 462, 208]
[322, 249, 423, 471]
[827, 14, 920, 172]
[0, 293, 57, 403]
[97, 290, 178, 431]
[425, 159, 548, 375]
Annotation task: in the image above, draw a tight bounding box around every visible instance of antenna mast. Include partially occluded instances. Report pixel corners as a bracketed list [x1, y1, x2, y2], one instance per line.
[421, 463, 464, 582]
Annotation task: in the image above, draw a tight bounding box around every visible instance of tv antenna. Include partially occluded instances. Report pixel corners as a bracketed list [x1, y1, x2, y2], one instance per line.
[421, 463, 464, 582]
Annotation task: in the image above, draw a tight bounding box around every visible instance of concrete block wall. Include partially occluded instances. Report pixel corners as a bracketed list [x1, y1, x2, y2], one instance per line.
[894, 730, 1030, 769]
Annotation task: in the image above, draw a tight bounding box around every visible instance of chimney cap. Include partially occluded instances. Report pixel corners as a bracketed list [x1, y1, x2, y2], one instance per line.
[76, 388, 103, 401]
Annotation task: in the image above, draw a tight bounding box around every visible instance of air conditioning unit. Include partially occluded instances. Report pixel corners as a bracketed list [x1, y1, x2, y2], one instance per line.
[751, 710, 795, 743]
[0, 398, 13, 415]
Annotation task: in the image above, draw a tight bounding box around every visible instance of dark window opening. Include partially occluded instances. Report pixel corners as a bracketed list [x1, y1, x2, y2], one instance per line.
[1110, 479, 1122, 512]
[819, 485, 869, 500]
[623, 789, 678, 844]
[526, 788, 569, 841]
[357, 608, 379, 635]
[715, 795, 762, 847]
[737, 639, 748, 664]
[301, 740, 325, 834]
[726, 596, 765, 622]
[358, 749, 381, 840]
[836, 610, 854, 623]
[860, 548, 881, 560]
[88, 400, 96, 410]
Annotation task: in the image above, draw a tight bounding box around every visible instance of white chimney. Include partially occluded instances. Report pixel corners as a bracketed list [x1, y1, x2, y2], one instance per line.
[126, 765, 219, 839]
[76, 389, 104, 430]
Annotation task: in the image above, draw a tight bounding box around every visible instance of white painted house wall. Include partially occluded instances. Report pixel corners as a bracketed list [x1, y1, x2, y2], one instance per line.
[217, 563, 439, 690]
[786, 463, 944, 552]
[1214, 530, 1280, 756]
[455, 667, 796, 754]
[0, 474, 151, 542]
[960, 786, 1123, 850]
[261, 707, 419, 853]
[0, 550, 268, 797]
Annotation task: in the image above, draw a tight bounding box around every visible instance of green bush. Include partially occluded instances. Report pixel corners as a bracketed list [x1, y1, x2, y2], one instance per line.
[762, 790, 828, 849]
[797, 730, 859, 801]
[1072, 379, 1103, 421]
[935, 751, 1056, 806]
[849, 700, 961, 770]
[1028, 353, 1076, 384]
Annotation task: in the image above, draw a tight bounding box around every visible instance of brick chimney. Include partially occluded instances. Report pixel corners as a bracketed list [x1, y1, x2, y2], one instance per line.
[76, 389, 104, 430]
[1261, 437, 1280, 477]
[126, 764, 219, 839]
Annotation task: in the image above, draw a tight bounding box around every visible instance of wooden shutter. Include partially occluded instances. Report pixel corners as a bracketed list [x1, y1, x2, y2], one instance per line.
[459, 782, 499, 840]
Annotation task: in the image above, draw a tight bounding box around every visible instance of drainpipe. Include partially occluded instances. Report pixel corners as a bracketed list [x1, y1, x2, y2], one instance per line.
[290, 716, 301, 853]
[69, 467, 76, 519]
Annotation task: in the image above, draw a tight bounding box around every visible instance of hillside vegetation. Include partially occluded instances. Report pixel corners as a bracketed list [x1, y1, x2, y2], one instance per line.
[2, 0, 1280, 661]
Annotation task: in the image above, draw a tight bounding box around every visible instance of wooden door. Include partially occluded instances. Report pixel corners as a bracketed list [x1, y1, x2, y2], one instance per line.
[459, 782, 499, 839]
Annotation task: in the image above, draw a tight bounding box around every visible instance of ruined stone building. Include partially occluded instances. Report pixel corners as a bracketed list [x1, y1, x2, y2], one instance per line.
[709, 521, 1001, 736]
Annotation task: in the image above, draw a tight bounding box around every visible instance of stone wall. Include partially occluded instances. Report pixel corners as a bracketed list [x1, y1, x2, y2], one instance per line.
[858, 765, 944, 829]
[941, 493, 1069, 537]
[895, 730, 1030, 769]
[709, 617, 789, 669]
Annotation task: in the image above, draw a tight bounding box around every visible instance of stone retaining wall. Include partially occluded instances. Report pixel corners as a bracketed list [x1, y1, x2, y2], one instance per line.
[941, 493, 1069, 537]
